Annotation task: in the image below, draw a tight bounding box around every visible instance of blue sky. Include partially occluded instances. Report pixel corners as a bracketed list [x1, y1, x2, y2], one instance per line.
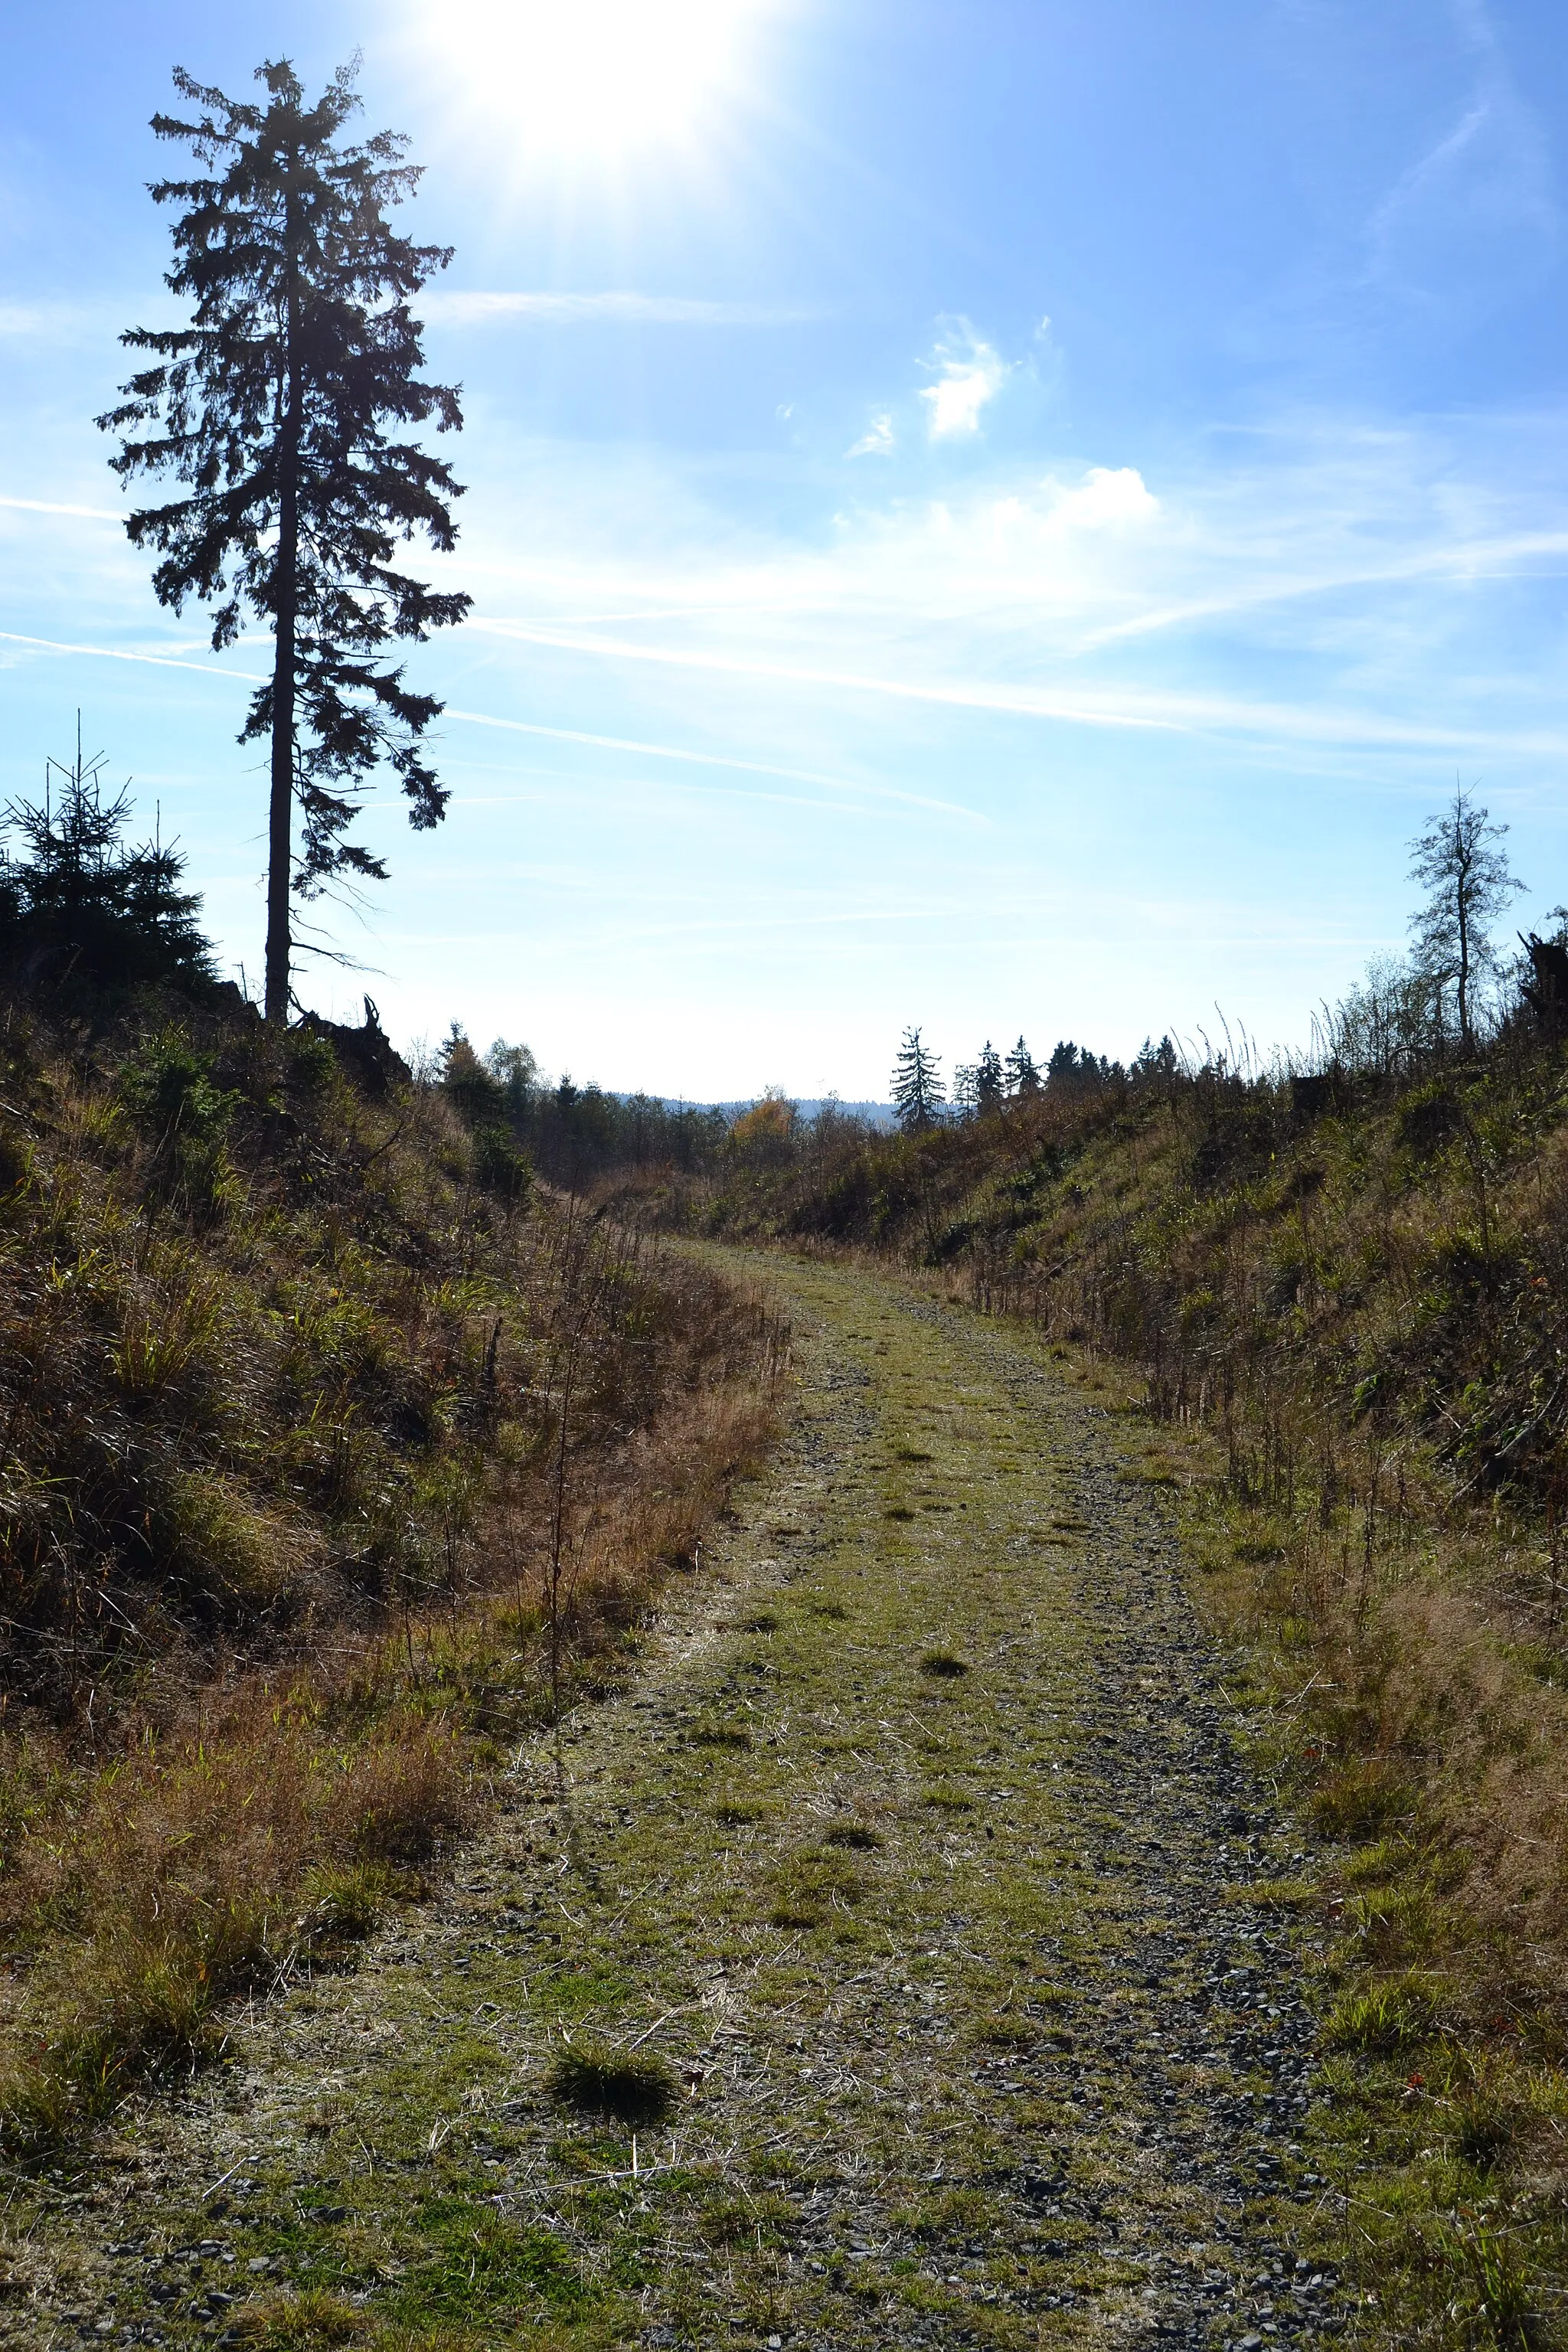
[4, 0, 1568, 1097]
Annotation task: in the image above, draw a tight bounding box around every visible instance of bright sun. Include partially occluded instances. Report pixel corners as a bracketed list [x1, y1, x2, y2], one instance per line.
[430, 0, 767, 161]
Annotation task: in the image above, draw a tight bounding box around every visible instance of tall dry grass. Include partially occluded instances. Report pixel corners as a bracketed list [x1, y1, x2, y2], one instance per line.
[0, 999, 786, 2146]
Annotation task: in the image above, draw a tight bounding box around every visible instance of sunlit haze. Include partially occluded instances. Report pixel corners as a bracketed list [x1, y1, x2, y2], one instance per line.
[5, 2, 1568, 1099]
[409, 0, 770, 162]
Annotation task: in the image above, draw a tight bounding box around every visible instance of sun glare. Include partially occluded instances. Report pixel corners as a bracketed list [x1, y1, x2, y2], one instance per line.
[429, 0, 766, 160]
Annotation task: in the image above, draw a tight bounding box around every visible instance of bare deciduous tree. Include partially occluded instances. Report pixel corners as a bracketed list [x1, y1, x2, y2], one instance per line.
[1408, 786, 1523, 1051]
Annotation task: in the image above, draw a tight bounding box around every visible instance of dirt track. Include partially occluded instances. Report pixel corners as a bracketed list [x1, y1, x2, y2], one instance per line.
[8, 1253, 1350, 2350]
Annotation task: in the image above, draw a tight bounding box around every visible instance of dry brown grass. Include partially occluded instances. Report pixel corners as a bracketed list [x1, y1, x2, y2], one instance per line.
[0, 998, 785, 2147]
[0, 1344, 780, 2147]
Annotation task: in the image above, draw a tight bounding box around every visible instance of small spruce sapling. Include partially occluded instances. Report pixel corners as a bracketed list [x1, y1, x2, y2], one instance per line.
[1004, 1037, 1040, 1096]
[0, 718, 213, 991]
[952, 1040, 1006, 1118]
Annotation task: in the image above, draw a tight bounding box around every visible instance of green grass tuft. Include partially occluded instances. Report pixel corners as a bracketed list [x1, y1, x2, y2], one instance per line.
[545, 2040, 679, 2125]
[1325, 1970, 1439, 2056]
[229, 2291, 364, 2346]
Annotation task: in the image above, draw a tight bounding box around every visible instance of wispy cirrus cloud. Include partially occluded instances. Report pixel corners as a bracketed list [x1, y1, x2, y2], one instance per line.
[439, 407, 1568, 796]
[420, 289, 825, 327]
[0, 301, 99, 341]
[1083, 524, 1568, 648]
[0, 494, 120, 521]
[440, 707, 980, 819]
[0, 631, 981, 822]
[468, 614, 1568, 760]
[0, 628, 265, 683]
[1362, 0, 1558, 306]
[24, 410, 1565, 776]
[11, 400, 1568, 1082]
[15, 405, 1568, 894]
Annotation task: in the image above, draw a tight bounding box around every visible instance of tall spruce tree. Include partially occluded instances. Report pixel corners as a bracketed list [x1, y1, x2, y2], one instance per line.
[891, 1027, 945, 1130]
[98, 57, 470, 1022]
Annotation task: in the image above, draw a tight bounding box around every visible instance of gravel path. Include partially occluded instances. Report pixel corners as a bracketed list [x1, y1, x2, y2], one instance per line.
[5, 1254, 1350, 2350]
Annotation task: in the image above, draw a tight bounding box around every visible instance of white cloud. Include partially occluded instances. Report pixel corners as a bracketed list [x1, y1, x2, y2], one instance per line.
[420, 290, 819, 327]
[847, 411, 895, 459]
[1044, 466, 1158, 531]
[919, 319, 1013, 439]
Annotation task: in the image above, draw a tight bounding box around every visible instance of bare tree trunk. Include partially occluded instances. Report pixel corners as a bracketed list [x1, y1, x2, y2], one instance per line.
[265, 514, 296, 1023]
[1456, 849, 1472, 1050]
[264, 181, 302, 1026]
[1452, 797, 1477, 1054]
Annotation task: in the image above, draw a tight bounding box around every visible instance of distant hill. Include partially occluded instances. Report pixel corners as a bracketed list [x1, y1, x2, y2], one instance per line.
[652, 1096, 897, 1129]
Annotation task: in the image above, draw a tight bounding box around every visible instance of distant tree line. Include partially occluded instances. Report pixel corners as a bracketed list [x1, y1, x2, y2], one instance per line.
[10, 698, 1566, 1229]
[438, 1027, 727, 1189]
[890, 1024, 1178, 1133]
[889, 789, 1560, 1124]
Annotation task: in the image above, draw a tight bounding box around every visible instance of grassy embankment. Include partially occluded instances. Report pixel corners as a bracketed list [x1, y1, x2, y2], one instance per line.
[0, 998, 781, 2150]
[616, 1044, 1568, 2342]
